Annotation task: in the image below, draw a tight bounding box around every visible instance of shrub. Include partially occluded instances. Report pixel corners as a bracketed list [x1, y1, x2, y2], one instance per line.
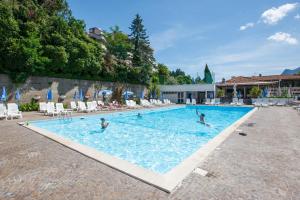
[249, 86, 261, 98]
[216, 89, 225, 98]
[19, 101, 39, 112]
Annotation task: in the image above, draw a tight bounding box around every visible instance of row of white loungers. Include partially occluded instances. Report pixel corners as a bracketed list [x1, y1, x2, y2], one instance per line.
[140, 99, 173, 107]
[252, 98, 289, 107]
[70, 101, 102, 112]
[186, 99, 196, 105]
[205, 98, 221, 105]
[126, 100, 142, 109]
[0, 103, 22, 120]
[39, 102, 72, 117]
[230, 98, 244, 106]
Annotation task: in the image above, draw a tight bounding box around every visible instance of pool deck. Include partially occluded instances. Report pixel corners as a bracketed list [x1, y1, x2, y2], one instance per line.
[0, 106, 300, 199]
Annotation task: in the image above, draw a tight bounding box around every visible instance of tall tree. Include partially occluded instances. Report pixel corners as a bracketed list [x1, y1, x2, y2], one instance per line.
[203, 64, 213, 84]
[129, 14, 154, 67]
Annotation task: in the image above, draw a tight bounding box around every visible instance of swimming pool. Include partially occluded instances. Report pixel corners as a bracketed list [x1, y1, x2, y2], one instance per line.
[27, 105, 254, 192]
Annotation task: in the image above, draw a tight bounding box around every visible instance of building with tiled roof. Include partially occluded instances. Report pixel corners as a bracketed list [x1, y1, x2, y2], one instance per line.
[216, 74, 300, 99]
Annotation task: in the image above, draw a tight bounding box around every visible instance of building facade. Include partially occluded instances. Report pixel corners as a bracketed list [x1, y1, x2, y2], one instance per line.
[216, 74, 300, 100]
[160, 84, 215, 104]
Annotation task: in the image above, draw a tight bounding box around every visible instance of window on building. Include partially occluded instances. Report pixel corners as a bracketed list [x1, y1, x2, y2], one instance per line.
[178, 92, 184, 103]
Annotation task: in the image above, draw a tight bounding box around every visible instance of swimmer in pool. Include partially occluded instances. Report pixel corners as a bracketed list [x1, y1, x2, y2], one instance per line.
[100, 118, 109, 129]
[137, 113, 142, 118]
[196, 109, 211, 127]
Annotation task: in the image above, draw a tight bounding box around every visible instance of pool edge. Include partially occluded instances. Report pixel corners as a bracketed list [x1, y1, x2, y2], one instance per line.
[20, 106, 257, 193]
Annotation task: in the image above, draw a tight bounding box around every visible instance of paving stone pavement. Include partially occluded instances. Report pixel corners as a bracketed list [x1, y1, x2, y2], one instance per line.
[0, 107, 299, 200]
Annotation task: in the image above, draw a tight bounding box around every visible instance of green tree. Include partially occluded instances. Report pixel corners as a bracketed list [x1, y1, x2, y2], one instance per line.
[148, 75, 160, 98]
[194, 73, 204, 84]
[157, 63, 170, 84]
[249, 86, 261, 98]
[203, 64, 213, 84]
[129, 14, 155, 84]
[0, 0, 103, 82]
[216, 89, 225, 98]
[106, 26, 132, 61]
[170, 68, 185, 77]
[129, 14, 155, 67]
[176, 75, 193, 84]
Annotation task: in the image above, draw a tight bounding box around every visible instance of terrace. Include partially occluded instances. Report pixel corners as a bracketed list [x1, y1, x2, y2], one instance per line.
[0, 106, 299, 199]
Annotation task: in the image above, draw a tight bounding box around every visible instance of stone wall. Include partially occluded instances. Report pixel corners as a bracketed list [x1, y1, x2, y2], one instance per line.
[0, 74, 147, 104]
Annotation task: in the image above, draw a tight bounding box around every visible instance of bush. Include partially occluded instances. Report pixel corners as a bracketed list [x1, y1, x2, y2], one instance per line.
[249, 86, 261, 98]
[19, 102, 39, 112]
[216, 89, 225, 98]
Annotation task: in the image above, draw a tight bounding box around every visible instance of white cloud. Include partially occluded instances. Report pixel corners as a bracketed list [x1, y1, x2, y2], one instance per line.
[261, 3, 298, 25]
[150, 26, 181, 51]
[295, 14, 300, 19]
[239, 22, 255, 31]
[268, 32, 298, 45]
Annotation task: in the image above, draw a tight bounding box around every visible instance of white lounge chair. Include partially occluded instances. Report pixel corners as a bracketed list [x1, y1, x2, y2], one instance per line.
[0, 104, 7, 120]
[86, 101, 97, 112]
[70, 101, 78, 111]
[186, 99, 191, 104]
[126, 100, 140, 108]
[56, 103, 72, 116]
[237, 99, 244, 106]
[162, 99, 171, 105]
[191, 99, 196, 105]
[7, 103, 22, 119]
[214, 98, 221, 105]
[156, 100, 163, 106]
[78, 101, 88, 112]
[230, 98, 238, 105]
[39, 102, 47, 113]
[276, 99, 286, 106]
[204, 99, 210, 105]
[46, 102, 59, 116]
[141, 99, 153, 107]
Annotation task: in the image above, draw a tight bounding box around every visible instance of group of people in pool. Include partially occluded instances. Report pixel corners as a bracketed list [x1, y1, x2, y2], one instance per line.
[100, 109, 210, 129]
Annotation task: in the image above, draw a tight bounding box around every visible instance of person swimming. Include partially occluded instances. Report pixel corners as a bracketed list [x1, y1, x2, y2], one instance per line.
[137, 113, 142, 118]
[100, 118, 109, 129]
[196, 109, 210, 127]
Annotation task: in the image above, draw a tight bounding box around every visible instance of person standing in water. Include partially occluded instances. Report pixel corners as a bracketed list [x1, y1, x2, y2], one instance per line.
[100, 118, 109, 129]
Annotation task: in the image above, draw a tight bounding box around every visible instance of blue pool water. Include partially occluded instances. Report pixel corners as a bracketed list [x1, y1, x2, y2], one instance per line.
[30, 106, 252, 174]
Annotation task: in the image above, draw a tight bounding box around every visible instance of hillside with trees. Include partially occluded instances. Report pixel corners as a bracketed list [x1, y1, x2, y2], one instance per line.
[0, 0, 213, 85]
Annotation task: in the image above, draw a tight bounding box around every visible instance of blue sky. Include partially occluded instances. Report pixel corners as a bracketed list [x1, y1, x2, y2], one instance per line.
[68, 0, 300, 81]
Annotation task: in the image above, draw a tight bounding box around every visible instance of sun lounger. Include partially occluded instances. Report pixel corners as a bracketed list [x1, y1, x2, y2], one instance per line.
[237, 99, 244, 106]
[78, 101, 89, 112]
[214, 98, 221, 105]
[87, 102, 97, 112]
[56, 103, 72, 116]
[186, 99, 191, 104]
[230, 98, 238, 105]
[191, 99, 196, 105]
[7, 103, 22, 119]
[141, 99, 153, 107]
[276, 99, 286, 106]
[0, 104, 7, 120]
[204, 99, 210, 105]
[126, 100, 135, 108]
[156, 100, 163, 106]
[46, 102, 59, 116]
[70, 101, 78, 111]
[39, 102, 47, 113]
